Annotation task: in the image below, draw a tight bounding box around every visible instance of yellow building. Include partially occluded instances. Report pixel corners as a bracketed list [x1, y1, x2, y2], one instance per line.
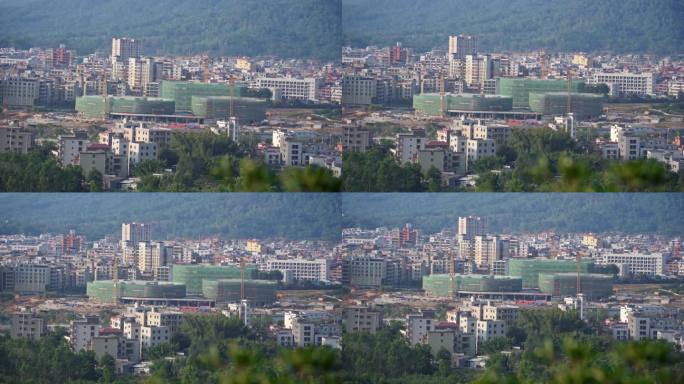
[246, 240, 262, 254]
[582, 234, 599, 248]
[235, 58, 253, 72]
[572, 54, 589, 67]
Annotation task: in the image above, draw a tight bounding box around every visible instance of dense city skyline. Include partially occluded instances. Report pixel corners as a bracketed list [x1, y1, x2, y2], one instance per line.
[0, 2, 683, 383]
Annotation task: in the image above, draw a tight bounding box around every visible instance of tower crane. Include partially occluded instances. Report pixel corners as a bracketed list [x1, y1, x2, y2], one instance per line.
[540, 49, 548, 80]
[449, 251, 456, 300]
[202, 54, 211, 83]
[438, 71, 447, 118]
[566, 69, 576, 140]
[227, 75, 239, 141]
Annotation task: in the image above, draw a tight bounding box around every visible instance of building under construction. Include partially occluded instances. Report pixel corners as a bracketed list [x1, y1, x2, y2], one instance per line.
[86, 280, 186, 303]
[75, 96, 175, 119]
[422, 274, 523, 297]
[495, 78, 585, 108]
[538, 273, 614, 300]
[190, 96, 268, 122]
[413, 93, 512, 116]
[528, 92, 604, 120]
[171, 264, 258, 295]
[507, 259, 593, 289]
[202, 279, 277, 305]
[160, 81, 242, 113]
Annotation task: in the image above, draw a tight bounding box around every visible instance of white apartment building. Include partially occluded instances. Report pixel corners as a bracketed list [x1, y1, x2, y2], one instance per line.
[146, 310, 184, 333]
[405, 311, 436, 346]
[466, 138, 496, 164]
[272, 129, 290, 148]
[465, 55, 491, 88]
[265, 258, 329, 282]
[287, 311, 341, 347]
[136, 127, 172, 148]
[279, 138, 304, 166]
[254, 77, 318, 102]
[591, 72, 655, 97]
[70, 315, 101, 351]
[56, 133, 90, 166]
[395, 130, 426, 164]
[449, 35, 479, 59]
[128, 141, 157, 167]
[458, 216, 487, 240]
[478, 304, 519, 326]
[475, 319, 507, 343]
[470, 123, 510, 145]
[627, 314, 653, 341]
[474, 236, 509, 270]
[140, 325, 170, 349]
[122, 222, 152, 246]
[112, 37, 141, 63]
[597, 252, 665, 276]
[137, 241, 168, 275]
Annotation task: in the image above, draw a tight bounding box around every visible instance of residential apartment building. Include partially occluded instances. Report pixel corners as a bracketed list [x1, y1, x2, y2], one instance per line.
[405, 310, 436, 346]
[0, 77, 40, 107]
[342, 75, 376, 106]
[395, 129, 426, 164]
[69, 315, 101, 351]
[596, 252, 665, 276]
[254, 77, 318, 102]
[11, 310, 47, 339]
[0, 126, 34, 154]
[591, 72, 655, 97]
[56, 132, 90, 166]
[264, 258, 329, 282]
[343, 257, 387, 289]
[343, 306, 382, 334]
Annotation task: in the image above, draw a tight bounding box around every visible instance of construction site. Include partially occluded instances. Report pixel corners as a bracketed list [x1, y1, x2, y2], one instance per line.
[202, 279, 278, 306]
[538, 273, 614, 300]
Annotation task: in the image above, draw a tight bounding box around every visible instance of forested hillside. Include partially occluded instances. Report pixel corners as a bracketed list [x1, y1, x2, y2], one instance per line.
[1, 194, 681, 240]
[0, 194, 342, 240]
[343, 0, 683, 54]
[340, 194, 684, 236]
[0, 0, 342, 60]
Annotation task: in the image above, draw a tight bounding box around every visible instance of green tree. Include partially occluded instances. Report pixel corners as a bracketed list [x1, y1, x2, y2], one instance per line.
[133, 159, 167, 177]
[87, 169, 104, 192]
[99, 354, 116, 383]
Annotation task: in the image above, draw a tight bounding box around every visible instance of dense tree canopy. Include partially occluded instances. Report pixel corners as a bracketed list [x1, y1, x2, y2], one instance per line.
[136, 132, 341, 192]
[342, 145, 427, 192]
[0, 144, 86, 192]
[474, 128, 684, 192]
[0, 194, 343, 241]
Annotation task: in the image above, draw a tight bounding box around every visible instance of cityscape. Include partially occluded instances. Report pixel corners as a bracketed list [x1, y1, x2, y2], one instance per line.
[0, 193, 683, 382]
[0, 0, 683, 383]
[0, 31, 681, 191]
